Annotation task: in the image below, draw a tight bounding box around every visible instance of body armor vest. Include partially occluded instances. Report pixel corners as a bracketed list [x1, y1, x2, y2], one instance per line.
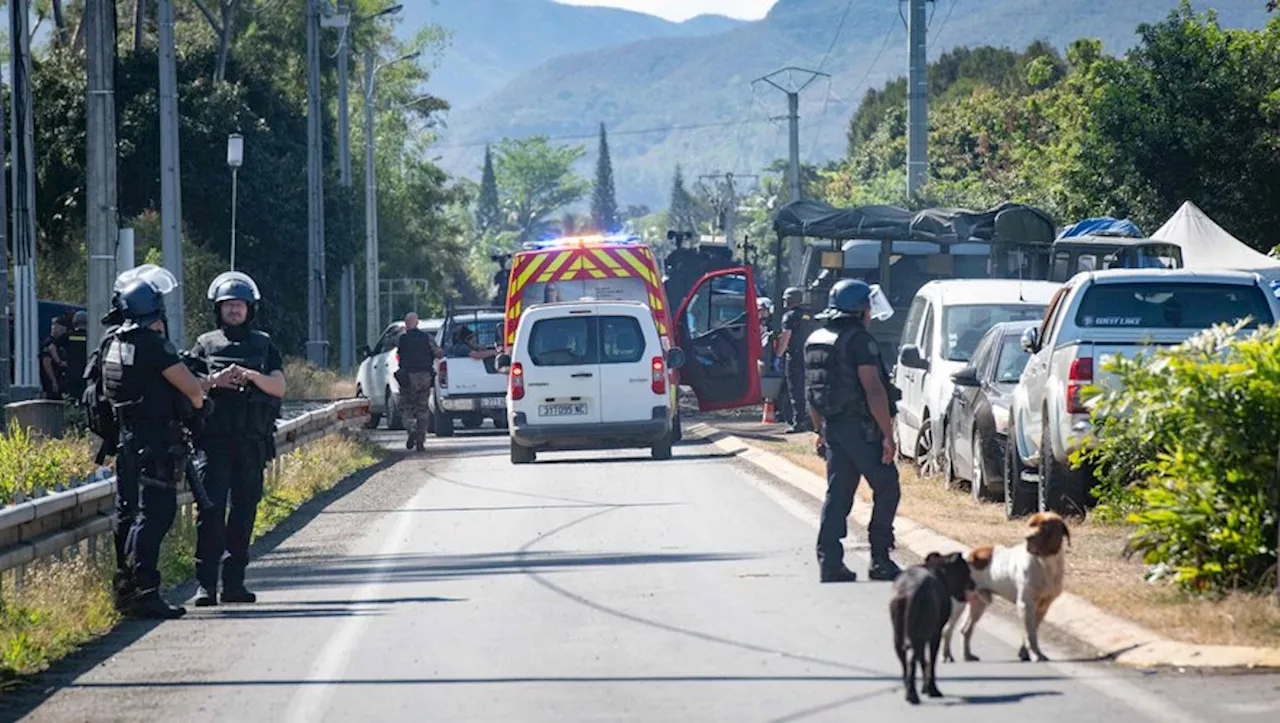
[196, 328, 282, 442]
[803, 323, 897, 420]
[102, 328, 181, 437]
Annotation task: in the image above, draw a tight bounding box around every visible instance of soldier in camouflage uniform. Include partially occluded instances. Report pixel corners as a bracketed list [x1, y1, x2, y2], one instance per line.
[396, 313, 442, 451]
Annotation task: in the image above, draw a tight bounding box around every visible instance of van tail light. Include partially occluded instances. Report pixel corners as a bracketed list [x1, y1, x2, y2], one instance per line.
[511, 362, 525, 401]
[651, 356, 666, 395]
[1066, 357, 1093, 414]
[438, 360, 448, 389]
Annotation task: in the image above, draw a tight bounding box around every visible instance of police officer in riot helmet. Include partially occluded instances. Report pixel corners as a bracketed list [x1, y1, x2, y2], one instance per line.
[189, 272, 286, 607]
[804, 279, 903, 583]
[101, 266, 207, 618]
[775, 287, 814, 433]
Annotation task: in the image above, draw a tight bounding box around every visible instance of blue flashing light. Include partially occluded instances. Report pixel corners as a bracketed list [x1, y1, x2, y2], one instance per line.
[522, 233, 642, 251]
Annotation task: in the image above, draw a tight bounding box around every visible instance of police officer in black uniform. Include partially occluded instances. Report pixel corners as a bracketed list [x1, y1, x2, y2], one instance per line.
[804, 279, 903, 583]
[189, 272, 285, 606]
[776, 287, 814, 433]
[102, 266, 207, 618]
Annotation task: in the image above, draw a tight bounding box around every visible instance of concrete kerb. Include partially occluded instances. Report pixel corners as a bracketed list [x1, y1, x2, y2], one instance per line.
[685, 421, 1280, 671]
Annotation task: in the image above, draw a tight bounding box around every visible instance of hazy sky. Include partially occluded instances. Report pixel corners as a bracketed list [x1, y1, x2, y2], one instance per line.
[555, 0, 779, 22]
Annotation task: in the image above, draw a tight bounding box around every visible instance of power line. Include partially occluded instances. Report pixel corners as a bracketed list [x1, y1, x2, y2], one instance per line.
[933, 0, 960, 46]
[431, 118, 772, 151]
[817, 0, 855, 72]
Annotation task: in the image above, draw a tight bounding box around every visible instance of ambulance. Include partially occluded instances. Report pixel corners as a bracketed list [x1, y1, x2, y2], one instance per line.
[501, 234, 764, 419]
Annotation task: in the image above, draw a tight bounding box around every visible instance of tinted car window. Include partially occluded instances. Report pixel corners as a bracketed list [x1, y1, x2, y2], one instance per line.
[942, 304, 1049, 362]
[529, 317, 596, 367]
[995, 334, 1032, 382]
[1075, 283, 1274, 330]
[600, 316, 645, 364]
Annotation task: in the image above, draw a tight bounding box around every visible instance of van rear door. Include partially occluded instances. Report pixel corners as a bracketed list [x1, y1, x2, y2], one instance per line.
[675, 267, 762, 411]
[597, 310, 665, 424]
[520, 308, 603, 427]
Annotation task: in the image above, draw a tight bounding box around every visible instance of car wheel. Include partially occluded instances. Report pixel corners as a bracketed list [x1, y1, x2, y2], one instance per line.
[652, 436, 673, 461]
[386, 389, 404, 431]
[941, 423, 959, 490]
[915, 416, 939, 477]
[494, 415, 509, 430]
[1039, 414, 1087, 515]
[971, 428, 998, 502]
[1004, 433, 1038, 519]
[510, 440, 535, 465]
[358, 386, 382, 429]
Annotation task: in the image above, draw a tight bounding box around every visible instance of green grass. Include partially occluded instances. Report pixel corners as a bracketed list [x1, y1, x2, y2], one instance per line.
[0, 422, 99, 504]
[0, 432, 383, 684]
[283, 357, 357, 400]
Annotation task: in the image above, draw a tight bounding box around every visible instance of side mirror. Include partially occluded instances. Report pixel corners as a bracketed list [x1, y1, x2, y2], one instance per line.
[951, 366, 980, 387]
[899, 344, 929, 371]
[666, 347, 686, 371]
[1021, 327, 1041, 353]
[496, 353, 512, 370]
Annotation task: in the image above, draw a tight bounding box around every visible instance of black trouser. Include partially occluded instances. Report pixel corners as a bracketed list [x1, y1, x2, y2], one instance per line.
[816, 415, 901, 570]
[784, 352, 806, 426]
[195, 439, 266, 591]
[118, 438, 180, 591]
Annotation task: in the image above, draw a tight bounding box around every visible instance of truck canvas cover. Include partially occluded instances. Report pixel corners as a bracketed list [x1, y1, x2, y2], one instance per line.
[772, 200, 1056, 245]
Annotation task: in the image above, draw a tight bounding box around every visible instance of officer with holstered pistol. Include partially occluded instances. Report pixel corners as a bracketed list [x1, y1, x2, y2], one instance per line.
[804, 279, 904, 584]
[188, 272, 285, 607]
[98, 265, 208, 619]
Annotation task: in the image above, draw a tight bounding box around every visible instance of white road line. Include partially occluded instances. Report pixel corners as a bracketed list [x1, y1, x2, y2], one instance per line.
[284, 486, 422, 723]
[729, 459, 1206, 723]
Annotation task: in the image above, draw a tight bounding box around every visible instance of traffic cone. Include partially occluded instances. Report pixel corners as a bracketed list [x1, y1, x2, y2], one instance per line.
[762, 398, 778, 424]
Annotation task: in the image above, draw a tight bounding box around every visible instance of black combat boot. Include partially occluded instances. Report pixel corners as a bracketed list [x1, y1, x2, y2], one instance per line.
[819, 564, 859, 583]
[129, 589, 187, 619]
[867, 553, 903, 582]
[221, 585, 258, 604]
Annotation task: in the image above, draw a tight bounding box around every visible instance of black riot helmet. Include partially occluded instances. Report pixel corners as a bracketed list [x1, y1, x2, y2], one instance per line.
[207, 271, 262, 326]
[817, 279, 872, 322]
[114, 265, 179, 332]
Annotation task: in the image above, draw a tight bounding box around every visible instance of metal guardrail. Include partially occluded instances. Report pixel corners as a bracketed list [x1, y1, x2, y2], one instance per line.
[0, 398, 370, 580]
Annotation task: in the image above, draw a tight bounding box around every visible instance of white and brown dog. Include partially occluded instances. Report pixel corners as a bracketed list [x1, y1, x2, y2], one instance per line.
[943, 512, 1070, 663]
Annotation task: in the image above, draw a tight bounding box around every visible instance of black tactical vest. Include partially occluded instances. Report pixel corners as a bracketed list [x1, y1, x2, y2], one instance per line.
[803, 322, 897, 420]
[196, 328, 282, 442]
[102, 328, 180, 437]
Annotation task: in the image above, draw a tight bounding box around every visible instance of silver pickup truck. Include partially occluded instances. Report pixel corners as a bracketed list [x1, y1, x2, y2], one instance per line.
[428, 306, 508, 437]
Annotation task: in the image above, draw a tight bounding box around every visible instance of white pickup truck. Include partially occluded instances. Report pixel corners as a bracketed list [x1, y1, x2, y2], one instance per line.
[1006, 268, 1280, 516]
[428, 306, 509, 437]
[356, 317, 442, 430]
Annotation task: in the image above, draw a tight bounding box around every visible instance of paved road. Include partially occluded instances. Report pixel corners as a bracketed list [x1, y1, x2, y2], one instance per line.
[8, 427, 1280, 722]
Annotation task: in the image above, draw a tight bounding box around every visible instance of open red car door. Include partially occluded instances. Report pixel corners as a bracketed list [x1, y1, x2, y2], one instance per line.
[674, 266, 762, 412]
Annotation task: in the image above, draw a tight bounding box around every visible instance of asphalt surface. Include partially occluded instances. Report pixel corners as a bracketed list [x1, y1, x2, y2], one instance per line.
[7, 425, 1280, 722]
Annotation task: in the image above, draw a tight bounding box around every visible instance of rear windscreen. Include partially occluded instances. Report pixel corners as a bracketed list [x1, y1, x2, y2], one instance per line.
[528, 316, 648, 367]
[521, 277, 649, 306]
[1075, 282, 1274, 329]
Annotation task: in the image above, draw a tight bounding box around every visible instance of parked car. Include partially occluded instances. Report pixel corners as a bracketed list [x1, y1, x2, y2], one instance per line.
[355, 317, 443, 430]
[1006, 268, 1280, 516]
[429, 307, 508, 436]
[941, 320, 1038, 512]
[893, 279, 1061, 475]
[504, 300, 687, 464]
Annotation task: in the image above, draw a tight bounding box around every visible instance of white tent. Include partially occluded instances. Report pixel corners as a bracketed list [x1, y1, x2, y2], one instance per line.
[1152, 201, 1280, 279]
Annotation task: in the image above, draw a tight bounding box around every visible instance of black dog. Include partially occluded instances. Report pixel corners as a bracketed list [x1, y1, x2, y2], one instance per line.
[889, 552, 976, 704]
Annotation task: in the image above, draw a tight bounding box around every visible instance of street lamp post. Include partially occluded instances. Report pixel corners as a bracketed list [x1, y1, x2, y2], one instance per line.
[363, 48, 420, 347]
[227, 133, 244, 270]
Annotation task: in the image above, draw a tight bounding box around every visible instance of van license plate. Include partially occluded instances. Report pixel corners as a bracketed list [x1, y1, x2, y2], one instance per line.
[482, 397, 505, 409]
[540, 404, 587, 417]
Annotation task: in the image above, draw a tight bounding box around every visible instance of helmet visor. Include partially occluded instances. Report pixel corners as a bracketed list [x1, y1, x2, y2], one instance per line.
[207, 271, 262, 302]
[869, 284, 894, 321]
[115, 264, 179, 295]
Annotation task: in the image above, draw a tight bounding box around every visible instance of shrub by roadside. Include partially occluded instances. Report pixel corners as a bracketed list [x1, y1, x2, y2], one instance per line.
[284, 357, 356, 400]
[1077, 322, 1280, 595]
[0, 423, 99, 504]
[0, 432, 382, 683]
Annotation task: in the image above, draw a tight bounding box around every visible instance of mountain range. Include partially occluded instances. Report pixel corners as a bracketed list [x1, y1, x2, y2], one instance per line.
[420, 0, 1275, 209]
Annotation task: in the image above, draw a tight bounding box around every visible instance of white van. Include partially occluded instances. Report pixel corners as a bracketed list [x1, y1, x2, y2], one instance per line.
[504, 300, 686, 464]
[893, 279, 1061, 474]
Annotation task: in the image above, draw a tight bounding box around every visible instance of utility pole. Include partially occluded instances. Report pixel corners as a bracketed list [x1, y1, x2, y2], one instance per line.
[10, 0, 39, 391]
[0, 8, 8, 417]
[158, 0, 186, 347]
[86, 0, 120, 353]
[306, 0, 328, 366]
[906, 0, 932, 199]
[754, 67, 827, 288]
[697, 172, 758, 256]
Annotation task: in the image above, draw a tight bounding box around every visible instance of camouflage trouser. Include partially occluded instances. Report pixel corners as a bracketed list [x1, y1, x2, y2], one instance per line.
[401, 371, 434, 445]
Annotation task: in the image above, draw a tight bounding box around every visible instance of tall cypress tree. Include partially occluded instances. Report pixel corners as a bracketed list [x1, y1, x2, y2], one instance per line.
[669, 164, 696, 234]
[477, 144, 501, 233]
[590, 123, 619, 234]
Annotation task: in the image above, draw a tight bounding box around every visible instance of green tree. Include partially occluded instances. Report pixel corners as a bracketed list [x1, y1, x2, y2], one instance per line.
[668, 165, 698, 234]
[590, 123, 618, 234]
[492, 136, 589, 243]
[476, 144, 501, 233]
